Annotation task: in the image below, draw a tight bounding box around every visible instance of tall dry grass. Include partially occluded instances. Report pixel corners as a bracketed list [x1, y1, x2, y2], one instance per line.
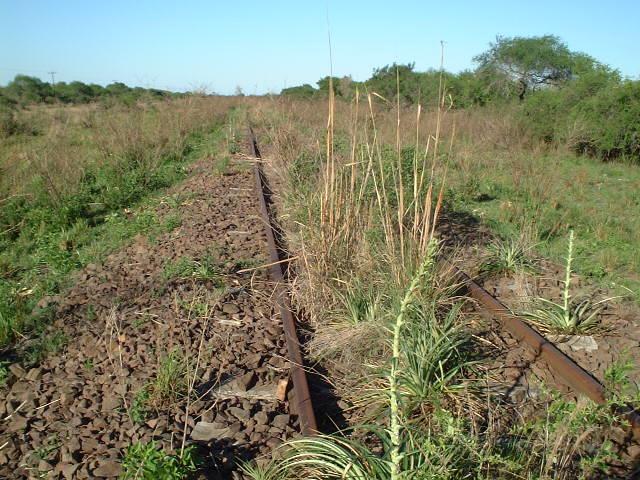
[243, 85, 621, 480]
[0, 96, 236, 207]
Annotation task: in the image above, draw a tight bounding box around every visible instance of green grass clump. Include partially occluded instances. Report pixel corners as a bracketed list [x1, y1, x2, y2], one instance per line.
[121, 441, 197, 480]
[149, 350, 188, 408]
[162, 254, 223, 284]
[130, 388, 150, 424]
[480, 237, 535, 276]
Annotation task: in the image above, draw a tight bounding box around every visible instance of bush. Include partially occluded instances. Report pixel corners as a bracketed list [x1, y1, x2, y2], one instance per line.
[0, 105, 17, 137]
[570, 80, 640, 160]
[121, 442, 197, 480]
[522, 73, 640, 162]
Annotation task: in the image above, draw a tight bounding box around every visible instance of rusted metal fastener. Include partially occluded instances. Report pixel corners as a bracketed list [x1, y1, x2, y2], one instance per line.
[248, 127, 318, 436]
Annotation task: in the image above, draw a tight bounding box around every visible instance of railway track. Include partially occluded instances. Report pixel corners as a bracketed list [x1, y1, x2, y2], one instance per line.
[247, 127, 639, 446]
[0, 136, 313, 478]
[248, 127, 317, 436]
[1, 124, 636, 479]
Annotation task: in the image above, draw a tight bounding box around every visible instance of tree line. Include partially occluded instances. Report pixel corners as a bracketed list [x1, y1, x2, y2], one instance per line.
[0, 75, 180, 107]
[282, 35, 640, 163]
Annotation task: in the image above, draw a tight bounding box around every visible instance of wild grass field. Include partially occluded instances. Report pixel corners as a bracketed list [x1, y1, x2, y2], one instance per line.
[0, 97, 236, 353]
[0, 60, 638, 477]
[239, 90, 640, 478]
[258, 97, 640, 299]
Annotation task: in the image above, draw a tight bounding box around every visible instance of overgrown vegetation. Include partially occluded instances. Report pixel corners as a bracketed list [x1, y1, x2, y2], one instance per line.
[0, 75, 181, 108]
[281, 35, 640, 164]
[246, 68, 631, 477]
[121, 441, 197, 480]
[0, 97, 234, 350]
[523, 230, 614, 334]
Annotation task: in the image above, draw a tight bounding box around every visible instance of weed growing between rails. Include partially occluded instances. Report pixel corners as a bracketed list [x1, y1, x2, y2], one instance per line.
[246, 78, 628, 478]
[523, 230, 619, 334]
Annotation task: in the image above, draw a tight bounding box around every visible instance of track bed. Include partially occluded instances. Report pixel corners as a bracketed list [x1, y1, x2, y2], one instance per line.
[0, 158, 301, 478]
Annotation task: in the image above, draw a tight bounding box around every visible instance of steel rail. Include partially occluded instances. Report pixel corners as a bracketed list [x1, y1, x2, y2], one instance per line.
[450, 264, 640, 437]
[247, 126, 638, 439]
[248, 127, 318, 436]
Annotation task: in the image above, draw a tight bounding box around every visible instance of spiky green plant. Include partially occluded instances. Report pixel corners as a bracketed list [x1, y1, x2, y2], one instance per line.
[400, 302, 475, 412]
[388, 239, 438, 479]
[480, 237, 535, 276]
[336, 280, 383, 326]
[523, 230, 614, 334]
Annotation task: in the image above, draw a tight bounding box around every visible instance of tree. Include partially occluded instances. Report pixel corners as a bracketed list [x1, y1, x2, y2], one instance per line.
[281, 84, 316, 99]
[367, 63, 419, 104]
[316, 76, 342, 96]
[4, 75, 53, 104]
[473, 35, 597, 100]
[55, 81, 95, 103]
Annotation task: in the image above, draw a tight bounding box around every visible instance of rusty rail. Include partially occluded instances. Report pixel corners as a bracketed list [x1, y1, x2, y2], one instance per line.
[247, 125, 638, 438]
[248, 127, 318, 436]
[450, 264, 640, 436]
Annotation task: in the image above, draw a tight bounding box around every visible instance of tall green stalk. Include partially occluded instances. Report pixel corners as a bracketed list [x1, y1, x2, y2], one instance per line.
[562, 230, 574, 327]
[389, 239, 438, 480]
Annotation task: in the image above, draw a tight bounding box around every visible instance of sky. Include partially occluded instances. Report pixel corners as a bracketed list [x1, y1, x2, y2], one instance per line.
[1, 0, 639, 94]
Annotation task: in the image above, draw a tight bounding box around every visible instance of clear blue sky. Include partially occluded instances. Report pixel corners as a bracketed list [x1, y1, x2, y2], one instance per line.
[1, 0, 639, 94]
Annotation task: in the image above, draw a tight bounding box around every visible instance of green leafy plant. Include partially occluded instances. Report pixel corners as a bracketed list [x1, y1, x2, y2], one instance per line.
[148, 350, 188, 408]
[130, 388, 150, 424]
[162, 255, 222, 284]
[480, 237, 535, 276]
[400, 302, 475, 412]
[121, 441, 197, 480]
[522, 230, 614, 334]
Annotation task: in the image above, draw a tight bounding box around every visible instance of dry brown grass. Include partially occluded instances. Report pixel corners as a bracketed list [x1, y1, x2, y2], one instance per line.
[0, 96, 237, 205]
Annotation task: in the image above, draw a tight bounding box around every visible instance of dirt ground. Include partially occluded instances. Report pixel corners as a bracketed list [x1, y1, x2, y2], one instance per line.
[0, 157, 300, 479]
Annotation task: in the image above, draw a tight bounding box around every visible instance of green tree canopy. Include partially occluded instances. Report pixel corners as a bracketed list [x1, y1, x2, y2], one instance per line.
[473, 35, 598, 100]
[4, 75, 53, 104]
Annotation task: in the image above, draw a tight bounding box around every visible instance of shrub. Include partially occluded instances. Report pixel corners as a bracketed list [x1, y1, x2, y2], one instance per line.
[121, 442, 197, 480]
[570, 80, 640, 160]
[281, 84, 317, 99]
[521, 70, 640, 162]
[0, 105, 17, 137]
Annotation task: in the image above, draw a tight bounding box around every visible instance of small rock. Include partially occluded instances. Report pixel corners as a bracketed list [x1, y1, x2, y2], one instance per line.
[627, 444, 640, 459]
[272, 414, 290, 429]
[7, 414, 28, 432]
[254, 411, 269, 425]
[191, 422, 231, 442]
[101, 395, 120, 412]
[222, 303, 240, 315]
[25, 367, 43, 381]
[233, 372, 256, 392]
[93, 460, 122, 477]
[38, 459, 54, 472]
[228, 406, 250, 421]
[146, 418, 159, 429]
[266, 438, 283, 449]
[57, 463, 79, 479]
[567, 335, 598, 353]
